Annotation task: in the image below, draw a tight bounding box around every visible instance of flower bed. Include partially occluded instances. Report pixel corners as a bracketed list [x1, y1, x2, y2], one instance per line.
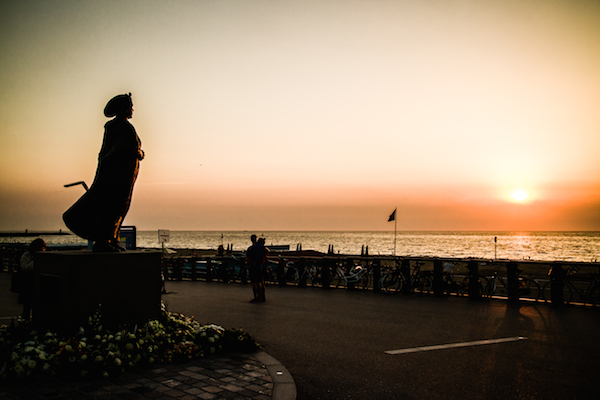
[0, 306, 260, 380]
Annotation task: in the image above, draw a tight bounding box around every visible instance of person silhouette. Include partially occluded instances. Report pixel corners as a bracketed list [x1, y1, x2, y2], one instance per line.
[63, 93, 144, 252]
[19, 238, 46, 321]
[247, 235, 267, 303]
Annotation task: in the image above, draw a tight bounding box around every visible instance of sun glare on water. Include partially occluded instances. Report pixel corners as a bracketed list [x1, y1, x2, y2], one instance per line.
[509, 189, 531, 203]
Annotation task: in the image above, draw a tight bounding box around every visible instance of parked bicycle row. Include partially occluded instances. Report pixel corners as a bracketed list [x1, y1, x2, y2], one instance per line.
[162, 255, 600, 307]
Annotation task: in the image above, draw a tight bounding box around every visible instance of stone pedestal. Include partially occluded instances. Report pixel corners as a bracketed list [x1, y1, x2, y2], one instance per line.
[33, 250, 162, 331]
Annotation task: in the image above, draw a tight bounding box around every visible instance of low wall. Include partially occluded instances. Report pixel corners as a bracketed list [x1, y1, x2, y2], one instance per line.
[33, 250, 162, 331]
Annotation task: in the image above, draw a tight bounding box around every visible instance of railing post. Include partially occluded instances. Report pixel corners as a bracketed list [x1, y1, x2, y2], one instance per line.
[433, 260, 443, 297]
[346, 259, 355, 290]
[191, 257, 197, 281]
[507, 262, 519, 303]
[468, 261, 481, 300]
[240, 258, 248, 284]
[277, 257, 286, 286]
[401, 259, 411, 295]
[550, 263, 566, 306]
[206, 258, 213, 282]
[176, 259, 183, 281]
[298, 258, 307, 288]
[372, 259, 381, 293]
[322, 258, 331, 289]
[220, 257, 230, 283]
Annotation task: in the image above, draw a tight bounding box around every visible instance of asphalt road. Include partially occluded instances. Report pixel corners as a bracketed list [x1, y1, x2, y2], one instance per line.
[162, 280, 600, 400]
[2, 274, 598, 399]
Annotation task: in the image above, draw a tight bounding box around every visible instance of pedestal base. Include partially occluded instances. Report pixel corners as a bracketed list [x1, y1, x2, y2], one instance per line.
[33, 250, 162, 331]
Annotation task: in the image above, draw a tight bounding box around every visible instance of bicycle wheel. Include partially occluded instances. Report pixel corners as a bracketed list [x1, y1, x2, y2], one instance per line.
[379, 274, 400, 293]
[331, 271, 344, 288]
[460, 276, 489, 298]
[542, 281, 573, 304]
[483, 277, 496, 298]
[291, 270, 300, 286]
[358, 272, 371, 290]
[520, 278, 541, 302]
[542, 281, 552, 303]
[413, 274, 432, 295]
[308, 266, 319, 287]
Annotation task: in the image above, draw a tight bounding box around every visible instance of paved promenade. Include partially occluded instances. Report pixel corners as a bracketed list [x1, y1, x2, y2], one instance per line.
[0, 273, 295, 400]
[3, 273, 600, 399]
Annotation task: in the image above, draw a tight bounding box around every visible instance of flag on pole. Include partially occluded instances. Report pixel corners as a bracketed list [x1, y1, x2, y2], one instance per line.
[388, 208, 396, 222]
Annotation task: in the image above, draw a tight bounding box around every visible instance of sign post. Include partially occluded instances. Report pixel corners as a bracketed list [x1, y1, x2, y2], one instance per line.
[158, 229, 170, 253]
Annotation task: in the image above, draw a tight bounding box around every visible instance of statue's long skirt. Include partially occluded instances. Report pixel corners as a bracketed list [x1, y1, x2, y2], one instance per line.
[63, 157, 139, 242]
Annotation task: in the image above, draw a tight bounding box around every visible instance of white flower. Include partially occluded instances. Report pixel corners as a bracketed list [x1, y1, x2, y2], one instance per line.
[28, 360, 36, 369]
[115, 358, 122, 365]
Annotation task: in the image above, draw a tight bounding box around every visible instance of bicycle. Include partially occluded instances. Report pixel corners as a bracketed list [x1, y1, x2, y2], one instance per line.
[285, 260, 320, 287]
[377, 261, 432, 294]
[440, 262, 468, 296]
[542, 266, 600, 306]
[483, 270, 541, 301]
[331, 262, 372, 290]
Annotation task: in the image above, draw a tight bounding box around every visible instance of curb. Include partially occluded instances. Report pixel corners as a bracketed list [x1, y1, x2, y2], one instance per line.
[253, 351, 297, 400]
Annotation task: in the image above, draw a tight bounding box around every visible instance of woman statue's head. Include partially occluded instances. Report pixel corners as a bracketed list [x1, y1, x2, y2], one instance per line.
[104, 93, 133, 119]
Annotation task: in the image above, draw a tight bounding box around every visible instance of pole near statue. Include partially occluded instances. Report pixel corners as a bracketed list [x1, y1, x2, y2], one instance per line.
[495, 236, 497, 259]
[388, 208, 397, 257]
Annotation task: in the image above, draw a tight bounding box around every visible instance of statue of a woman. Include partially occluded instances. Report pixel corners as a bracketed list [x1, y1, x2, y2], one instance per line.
[63, 93, 144, 252]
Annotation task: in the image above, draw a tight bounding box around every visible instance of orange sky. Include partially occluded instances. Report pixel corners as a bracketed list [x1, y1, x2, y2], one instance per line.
[1, 0, 599, 232]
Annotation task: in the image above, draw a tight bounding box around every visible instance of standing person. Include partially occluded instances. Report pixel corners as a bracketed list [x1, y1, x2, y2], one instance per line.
[247, 235, 266, 303]
[63, 93, 144, 252]
[19, 238, 46, 322]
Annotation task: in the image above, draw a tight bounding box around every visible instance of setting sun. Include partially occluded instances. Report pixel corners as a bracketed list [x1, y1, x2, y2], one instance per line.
[509, 189, 531, 203]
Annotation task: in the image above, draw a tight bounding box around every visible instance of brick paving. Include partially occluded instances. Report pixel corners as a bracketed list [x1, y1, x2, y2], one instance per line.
[0, 353, 276, 400]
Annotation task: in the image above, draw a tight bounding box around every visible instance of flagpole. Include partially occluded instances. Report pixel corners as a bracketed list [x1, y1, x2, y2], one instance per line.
[394, 214, 397, 257]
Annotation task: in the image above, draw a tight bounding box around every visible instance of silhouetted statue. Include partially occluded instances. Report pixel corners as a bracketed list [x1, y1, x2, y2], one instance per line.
[63, 93, 144, 252]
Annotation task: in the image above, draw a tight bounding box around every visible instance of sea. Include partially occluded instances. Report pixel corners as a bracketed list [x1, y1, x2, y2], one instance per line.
[6, 231, 598, 263]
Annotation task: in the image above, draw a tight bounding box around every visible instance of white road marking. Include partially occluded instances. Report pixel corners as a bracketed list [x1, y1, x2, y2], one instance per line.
[385, 336, 527, 355]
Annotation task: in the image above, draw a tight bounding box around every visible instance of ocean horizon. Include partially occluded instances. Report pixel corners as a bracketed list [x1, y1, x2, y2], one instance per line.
[3, 230, 599, 263]
[137, 230, 599, 263]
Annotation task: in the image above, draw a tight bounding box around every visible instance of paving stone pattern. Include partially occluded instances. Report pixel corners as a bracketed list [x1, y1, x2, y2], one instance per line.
[0, 353, 273, 400]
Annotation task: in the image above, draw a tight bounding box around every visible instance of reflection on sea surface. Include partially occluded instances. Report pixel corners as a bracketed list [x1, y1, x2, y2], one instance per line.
[3, 231, 599, 263]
